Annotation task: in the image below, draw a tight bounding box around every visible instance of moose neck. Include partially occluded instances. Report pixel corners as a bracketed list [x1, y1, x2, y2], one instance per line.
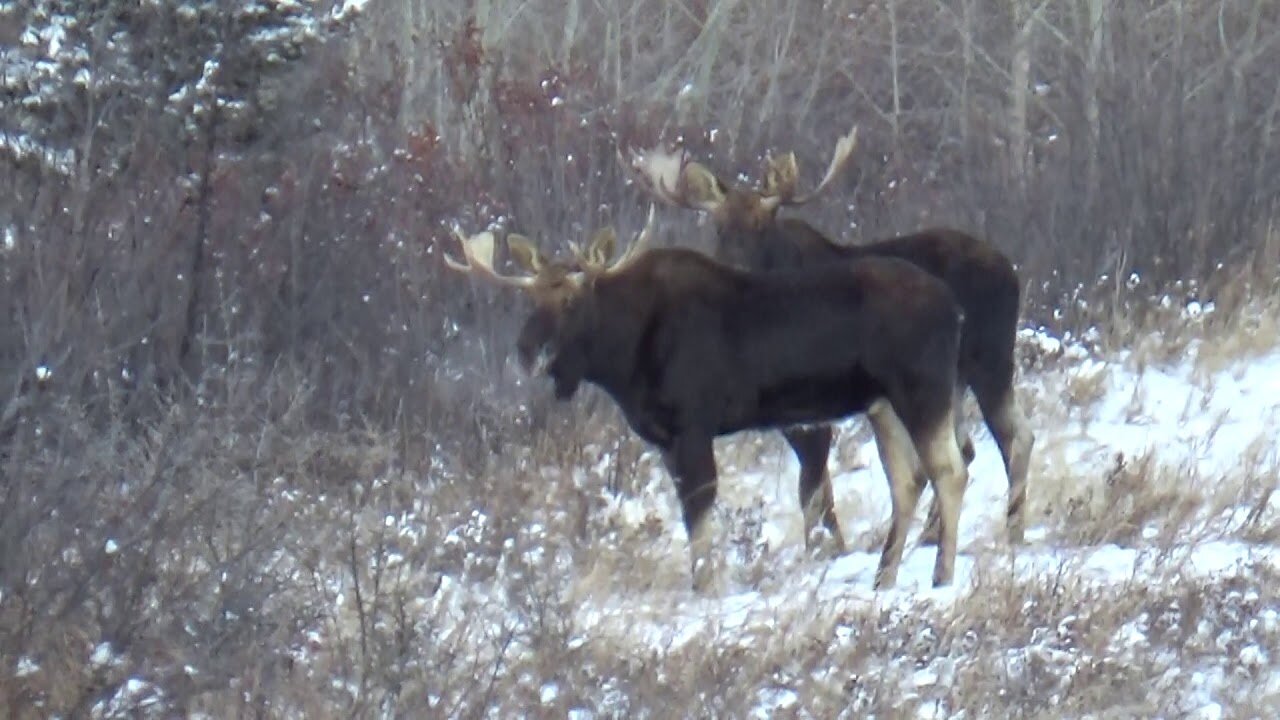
[718, 216, 859, 272]
[572, 274, 651, 400]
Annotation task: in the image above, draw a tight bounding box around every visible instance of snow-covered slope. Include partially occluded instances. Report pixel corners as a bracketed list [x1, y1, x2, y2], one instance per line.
[557, 327, 1280, 717]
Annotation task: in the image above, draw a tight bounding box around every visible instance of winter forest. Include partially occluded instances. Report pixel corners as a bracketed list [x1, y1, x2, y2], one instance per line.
[3, 1, 1280, 717]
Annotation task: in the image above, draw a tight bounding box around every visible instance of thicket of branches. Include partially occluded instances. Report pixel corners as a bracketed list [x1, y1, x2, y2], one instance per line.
[5, 0, 1279, 429]
[2, 0, 1279, 715]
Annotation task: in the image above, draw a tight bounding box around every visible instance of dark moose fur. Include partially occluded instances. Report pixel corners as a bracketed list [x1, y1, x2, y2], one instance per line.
[444, 217, 972, 590]
[623, 128, 1035, 549]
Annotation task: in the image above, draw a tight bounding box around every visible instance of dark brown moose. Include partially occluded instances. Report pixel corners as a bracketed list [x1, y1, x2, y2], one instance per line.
[442, 207, 972, 592]
[621, 126, 1035, 551]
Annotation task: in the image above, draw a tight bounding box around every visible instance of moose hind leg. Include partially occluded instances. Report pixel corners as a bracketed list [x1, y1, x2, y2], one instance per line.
[866, 400, 928, 590]
[979, 388, 1035, 545]
[919, 384, 974, 547]
[784, 425, 844, 553]
[915, 410, 970, 588]
[665, 433, 723, 594]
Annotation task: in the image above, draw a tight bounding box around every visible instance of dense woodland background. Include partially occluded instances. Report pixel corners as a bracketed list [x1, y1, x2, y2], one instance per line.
[2, 1, 1279, 716]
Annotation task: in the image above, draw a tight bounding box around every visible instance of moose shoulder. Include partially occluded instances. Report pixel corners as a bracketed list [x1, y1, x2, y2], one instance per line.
[442, 208, 971, 593]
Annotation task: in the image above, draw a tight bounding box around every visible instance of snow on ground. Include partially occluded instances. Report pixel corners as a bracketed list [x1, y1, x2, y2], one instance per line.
[275, 325, 1278, 716]
[568, 328, 1280, 650]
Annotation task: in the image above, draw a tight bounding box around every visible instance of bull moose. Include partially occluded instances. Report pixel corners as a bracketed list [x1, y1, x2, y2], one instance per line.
[621, 126, 1035, 551]
[442, 206, 971, 592]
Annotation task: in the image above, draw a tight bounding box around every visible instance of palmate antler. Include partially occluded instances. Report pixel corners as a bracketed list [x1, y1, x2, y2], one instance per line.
[443, 204, 658, 287]
[441, 227, 540, 290]
[618, 144, 724, 212]
[620, 125, 860, 211]
[568, 204, 658, 275]
[767, 125, 860, 206]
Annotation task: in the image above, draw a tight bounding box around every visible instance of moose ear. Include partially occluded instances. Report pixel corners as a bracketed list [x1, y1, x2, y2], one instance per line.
[506, 234, 544, 273]
[681, 162, 726, 208]
[586, 227, 617, 266]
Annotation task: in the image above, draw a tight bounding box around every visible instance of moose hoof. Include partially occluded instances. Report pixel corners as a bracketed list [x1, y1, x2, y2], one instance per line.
[873, 567, 898, 591]
[804, 527, 845, 561]
[691, 557, 728, 597]
[1007, 521, 1026, 546]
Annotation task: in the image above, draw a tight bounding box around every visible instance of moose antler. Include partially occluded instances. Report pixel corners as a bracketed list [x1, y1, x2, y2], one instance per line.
[761, 151, 800, 199]
[565, 227, 616, 270]
[765, 125, 859, 206]
[619, 144, 724, 212]
[618, 144, 684, 206]
[622, 126, 857, 213]
[441, 227, 540, 290]
[505, 234, 547, 274]
[609, 203, 657, 273]
[569, 204, 657, 276]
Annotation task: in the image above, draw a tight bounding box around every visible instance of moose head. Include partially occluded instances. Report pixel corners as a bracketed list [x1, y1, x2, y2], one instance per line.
[618, 126, 859, 259]
[441, 206, 657, 400]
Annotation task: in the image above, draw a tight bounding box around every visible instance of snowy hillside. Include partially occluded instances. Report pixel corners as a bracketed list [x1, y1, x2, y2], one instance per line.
[502, 323, 1280, 718]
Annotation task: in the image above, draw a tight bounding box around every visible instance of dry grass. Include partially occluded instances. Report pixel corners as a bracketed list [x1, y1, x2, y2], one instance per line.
[1009, 281, 1280, 539]
[563, 559, 1280, 718]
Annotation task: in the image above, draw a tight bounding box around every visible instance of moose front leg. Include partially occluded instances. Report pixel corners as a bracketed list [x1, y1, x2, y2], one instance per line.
[783, 425, 845, 554]
[662, 432, 722, 595]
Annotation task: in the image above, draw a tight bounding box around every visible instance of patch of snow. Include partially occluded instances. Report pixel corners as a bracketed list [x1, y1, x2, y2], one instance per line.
[15, 656, 38, 677]
[331, 0, 372, 24]
[91, 676, 163, 718]
[752, 687, 798, 718]
[540, 682, 559, 703]
[1240, 645, 1268, 668]
[90, 642, 116, 667]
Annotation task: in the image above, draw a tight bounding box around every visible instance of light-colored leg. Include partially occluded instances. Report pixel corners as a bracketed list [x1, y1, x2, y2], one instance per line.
[984, 392, 1035, 545]
[867, 399, 928, 590]
[916, 409, 970, 587]
[688, 508, 724, 594]
[920, 384, 973, 546]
